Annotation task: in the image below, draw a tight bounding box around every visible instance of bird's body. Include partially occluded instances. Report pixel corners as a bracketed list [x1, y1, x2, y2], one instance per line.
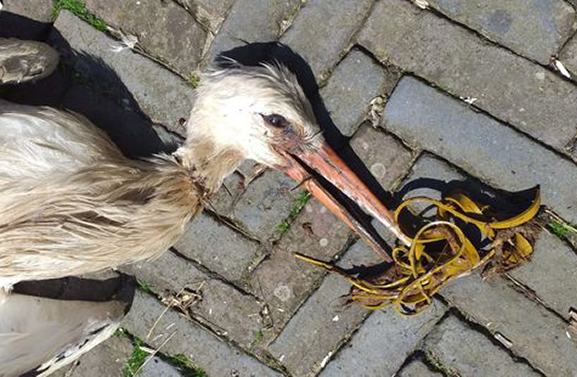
[0, 100, 203, 290]
[0, 39, 135, 377]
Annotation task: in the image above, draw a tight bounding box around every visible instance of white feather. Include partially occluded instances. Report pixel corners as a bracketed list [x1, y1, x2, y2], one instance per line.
[0, 293, 125, 376]
[0, 99, 122, 185]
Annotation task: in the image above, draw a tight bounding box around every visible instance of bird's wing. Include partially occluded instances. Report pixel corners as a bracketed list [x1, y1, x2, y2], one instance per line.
[0, 38, 59, 85]
[0, 293, 127, 377]
[0, 99, 125, 185]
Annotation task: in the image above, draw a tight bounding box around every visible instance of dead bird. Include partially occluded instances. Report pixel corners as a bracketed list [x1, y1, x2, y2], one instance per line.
[0, 41, 404, 293]
[0, 37, 407, 376]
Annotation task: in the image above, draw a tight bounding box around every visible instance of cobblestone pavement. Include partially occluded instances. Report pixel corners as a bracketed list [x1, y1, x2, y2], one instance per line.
[3, 0, 577, 376]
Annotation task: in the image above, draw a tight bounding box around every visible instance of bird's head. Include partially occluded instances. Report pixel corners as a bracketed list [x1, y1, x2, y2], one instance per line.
[186, 63, 320, 167]
[181, 62, 407, 255]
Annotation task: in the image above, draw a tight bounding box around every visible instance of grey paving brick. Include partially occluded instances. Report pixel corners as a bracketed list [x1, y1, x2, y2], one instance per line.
[207, 159, 260, 217]
[399, 153, 464, 201]
[441, 273, 577, 376]
[208, 170, 245, 216]
[202, 163, 298, 242]
[232, 170, 302, 241]
[358, 0, 577, 150]
[84, 0, 207, 75]
[2, 0, 53, 22]
[175, 0, 236, 31]
[398, 359, 443, 377]
[370, 217, 402, 250]
[0, 0, 53, 39]
[174, 213, 264, 283]
[51, 336, 132, 377]
[248, 198, 352, 336]
[206, 0, 301, 63]
[339, 239, 386, 269]
[350, 124, 414, 188]
[426, 0, 575, 64]
[508, 231, 577, 319]
[280, 0, 373, 78]
[384, 76, 577, 224]
[141, 357, 184, 377]
[51, 10, 195, 134]
[320, 301, 446, 377]
[399, 154, 577, 320]
[560, 33, 577, 77]
[348, 123, 415, 243]
[267, 241, 386, 376]
[191, 0, 235, 20]
[122, 250, 263, 348]
[423, 315, 540, 377]
[123, 290, 282, 376]
[152, 123, 185, 151]
[320, 49, 399, 136]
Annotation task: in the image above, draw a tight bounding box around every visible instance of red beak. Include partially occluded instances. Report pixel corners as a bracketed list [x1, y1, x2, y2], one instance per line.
[278, 141, 411, 262]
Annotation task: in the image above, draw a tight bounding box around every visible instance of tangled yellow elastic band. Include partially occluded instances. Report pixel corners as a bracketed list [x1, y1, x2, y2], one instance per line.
[296, 187, 541, 316]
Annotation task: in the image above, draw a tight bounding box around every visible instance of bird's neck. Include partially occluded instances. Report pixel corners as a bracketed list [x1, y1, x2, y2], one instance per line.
[173, 136, 245, 196]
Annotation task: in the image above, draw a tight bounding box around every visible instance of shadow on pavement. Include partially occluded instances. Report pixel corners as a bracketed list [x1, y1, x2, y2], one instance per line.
[14, 274, 136, 310]
[1, 11, 169, 159]
[0, 11, 53, 40]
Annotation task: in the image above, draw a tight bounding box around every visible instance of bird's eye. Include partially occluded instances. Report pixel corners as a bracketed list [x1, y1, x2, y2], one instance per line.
[262, 114, 289, 128]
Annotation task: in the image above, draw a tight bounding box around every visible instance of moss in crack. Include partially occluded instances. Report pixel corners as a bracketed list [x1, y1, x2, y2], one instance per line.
[254, 329, 264, 343]
[276, 191, 311, 235]
[114, 327, 128, 338]
[123, 338, 148, 377]
[548, 220, 576, 238]
[137, 279, 153, 294]
[422, 349, 458, 377]
[117, 328, 208, 377]
[188, 72, 201, 89]
[52, 0, 107, 31]
[163, 353, 208, 377]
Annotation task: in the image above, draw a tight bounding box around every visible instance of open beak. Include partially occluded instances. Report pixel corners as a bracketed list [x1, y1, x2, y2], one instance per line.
[278, 141, 411, 262]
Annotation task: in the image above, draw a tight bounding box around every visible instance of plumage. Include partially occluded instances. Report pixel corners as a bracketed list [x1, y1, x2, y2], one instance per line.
[0, 99, 202, 290]
[0, 291, 126, 376]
